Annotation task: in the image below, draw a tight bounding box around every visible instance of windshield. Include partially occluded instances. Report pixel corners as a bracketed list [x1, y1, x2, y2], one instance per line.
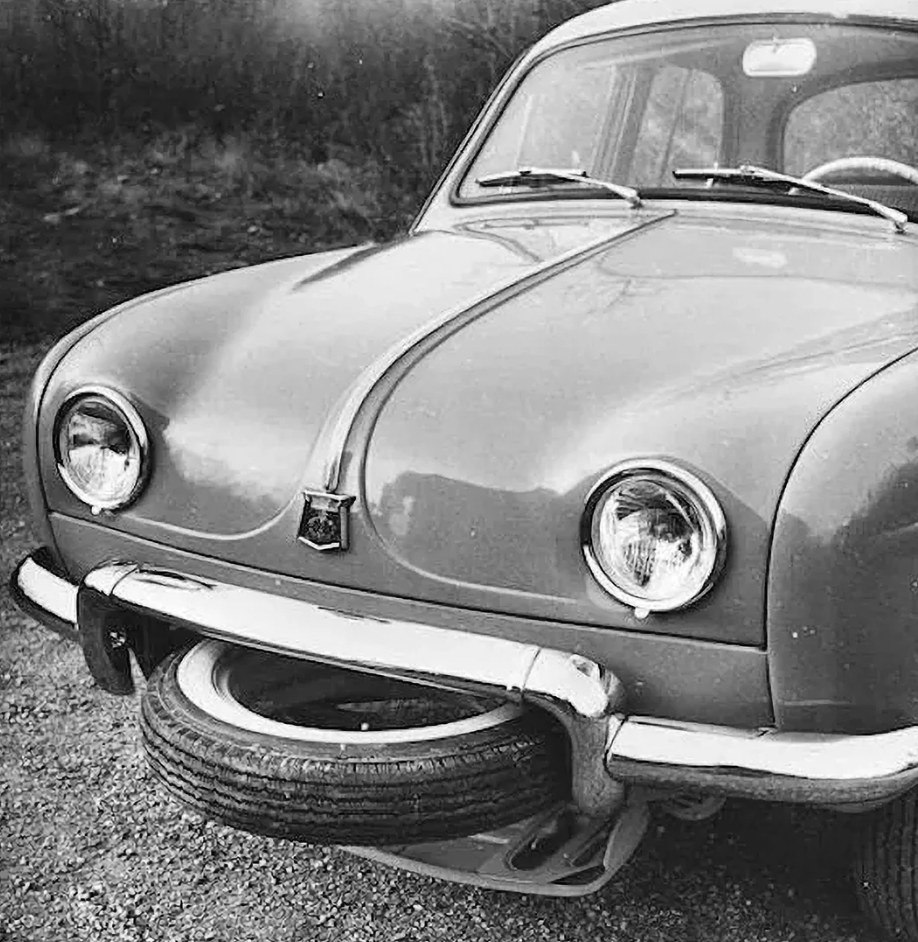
[460, 19, 918, 218]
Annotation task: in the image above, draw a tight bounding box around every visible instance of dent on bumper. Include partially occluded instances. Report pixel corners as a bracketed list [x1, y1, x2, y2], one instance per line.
[12, 549, 918, 807]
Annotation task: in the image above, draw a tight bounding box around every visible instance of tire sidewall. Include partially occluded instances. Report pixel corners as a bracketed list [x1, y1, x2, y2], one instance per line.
[149, 642, 557, 762]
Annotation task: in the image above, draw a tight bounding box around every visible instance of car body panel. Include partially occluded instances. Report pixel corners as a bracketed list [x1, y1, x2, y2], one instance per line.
[769, 349, 918, 734]
[45, 511, 773, 728]
[22, 247, 368, 565]
[35, 204, 918, 648]
[365, 209, 918, 649]
[38, 222, 641, 533]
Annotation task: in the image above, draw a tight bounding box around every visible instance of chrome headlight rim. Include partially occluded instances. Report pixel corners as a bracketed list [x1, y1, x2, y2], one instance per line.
[582, 459, 727, 614]
[54, 385, 150, 512]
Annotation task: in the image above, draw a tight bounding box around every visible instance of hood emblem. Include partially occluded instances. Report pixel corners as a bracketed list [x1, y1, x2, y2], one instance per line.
[298, 491, 355, 551]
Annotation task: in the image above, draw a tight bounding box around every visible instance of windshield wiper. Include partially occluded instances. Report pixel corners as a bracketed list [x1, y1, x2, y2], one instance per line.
[476, 167, 642, 208]
[673, 164, 907, 233]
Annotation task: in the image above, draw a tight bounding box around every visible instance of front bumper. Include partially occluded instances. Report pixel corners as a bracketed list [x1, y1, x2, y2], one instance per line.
[13, 548, 918, 810]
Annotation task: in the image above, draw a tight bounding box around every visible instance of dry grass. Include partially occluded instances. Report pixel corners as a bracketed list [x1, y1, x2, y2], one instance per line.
[0, 130, 414, 341]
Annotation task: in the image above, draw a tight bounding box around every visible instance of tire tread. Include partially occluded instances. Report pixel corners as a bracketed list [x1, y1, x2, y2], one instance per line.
[855, 789, 918, 940]
[140, 647, 568, 845]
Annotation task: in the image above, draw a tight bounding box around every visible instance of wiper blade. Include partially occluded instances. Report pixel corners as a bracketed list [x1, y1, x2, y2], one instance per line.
[673, 164, 907, 233]
[476, 167, 642, 208]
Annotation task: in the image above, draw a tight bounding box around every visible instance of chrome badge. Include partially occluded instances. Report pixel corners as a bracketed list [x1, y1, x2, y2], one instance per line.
[298, 491, 355, 551]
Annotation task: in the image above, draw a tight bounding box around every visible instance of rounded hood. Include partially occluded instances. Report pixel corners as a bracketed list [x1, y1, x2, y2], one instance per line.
[40, 205, 918, 645]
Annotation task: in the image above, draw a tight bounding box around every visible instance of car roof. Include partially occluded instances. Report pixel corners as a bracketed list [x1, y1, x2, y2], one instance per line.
[533, 0, 918, 56]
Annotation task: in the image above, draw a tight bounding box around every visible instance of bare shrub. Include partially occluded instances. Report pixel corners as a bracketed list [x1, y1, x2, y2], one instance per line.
[0, 0, 608, 189]
[0, 0, 609, 338]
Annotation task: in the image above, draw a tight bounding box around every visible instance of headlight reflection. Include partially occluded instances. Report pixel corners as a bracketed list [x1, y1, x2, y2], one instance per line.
[55, 389, 149, 512]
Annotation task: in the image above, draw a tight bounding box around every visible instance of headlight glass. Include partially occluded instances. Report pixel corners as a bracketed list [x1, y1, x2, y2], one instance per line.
[55, 389, 148, 511]
[584, 461, 726, 614]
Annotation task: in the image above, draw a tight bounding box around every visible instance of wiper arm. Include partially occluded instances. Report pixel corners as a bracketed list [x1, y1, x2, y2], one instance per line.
[673, 164, 907, 233]
[476, 167, 642, 208]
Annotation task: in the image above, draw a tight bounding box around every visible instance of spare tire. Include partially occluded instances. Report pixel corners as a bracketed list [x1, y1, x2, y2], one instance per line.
[140, 640, 569, 845]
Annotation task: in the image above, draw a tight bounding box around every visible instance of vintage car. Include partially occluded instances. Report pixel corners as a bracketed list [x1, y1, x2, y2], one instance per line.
[10, 0, 918, 936]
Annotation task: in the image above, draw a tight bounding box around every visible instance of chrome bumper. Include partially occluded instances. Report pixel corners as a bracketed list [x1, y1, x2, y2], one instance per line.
[12, 549, 918, 809]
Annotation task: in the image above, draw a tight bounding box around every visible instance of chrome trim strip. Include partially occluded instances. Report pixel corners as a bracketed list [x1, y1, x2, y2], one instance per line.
[101, 566, 614, 717]
[606, 716, 918, 799]
[82, 562, 140, 597]
[14, 555, 77, 625]
[308, 214, 674, 492]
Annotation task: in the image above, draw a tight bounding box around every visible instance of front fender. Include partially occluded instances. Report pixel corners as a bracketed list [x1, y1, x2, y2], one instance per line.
[21, 280, 196, 563]
[768, 348, 918, 734]
[22, 246, 368, 573]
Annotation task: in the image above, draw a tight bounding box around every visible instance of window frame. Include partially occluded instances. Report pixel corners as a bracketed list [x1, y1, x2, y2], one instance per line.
[446, 15, 918, 210]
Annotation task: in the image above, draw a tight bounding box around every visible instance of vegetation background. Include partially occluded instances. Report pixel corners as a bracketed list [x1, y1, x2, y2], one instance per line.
[0, 0, 609, 340]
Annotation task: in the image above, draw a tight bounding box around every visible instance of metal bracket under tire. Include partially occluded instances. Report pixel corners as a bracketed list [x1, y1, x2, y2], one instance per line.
[345, 797, 650, 896]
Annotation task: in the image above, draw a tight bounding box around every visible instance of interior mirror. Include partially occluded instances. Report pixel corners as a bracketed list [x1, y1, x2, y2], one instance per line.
[743, 38, 816, 77]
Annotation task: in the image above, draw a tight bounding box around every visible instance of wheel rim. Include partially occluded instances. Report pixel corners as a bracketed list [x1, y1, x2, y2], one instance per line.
[176, 640, 523, 743]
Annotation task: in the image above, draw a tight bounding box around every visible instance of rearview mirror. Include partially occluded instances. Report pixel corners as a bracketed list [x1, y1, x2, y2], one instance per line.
[743, 38, 816, 77]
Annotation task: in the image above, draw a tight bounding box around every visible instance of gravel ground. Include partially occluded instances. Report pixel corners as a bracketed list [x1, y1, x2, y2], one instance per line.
[0, 341, 882, 941]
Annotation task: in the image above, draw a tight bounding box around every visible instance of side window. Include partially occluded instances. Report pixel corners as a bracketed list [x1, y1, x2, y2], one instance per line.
[631, 66, 724, 186]
[784, 79, 918, 176]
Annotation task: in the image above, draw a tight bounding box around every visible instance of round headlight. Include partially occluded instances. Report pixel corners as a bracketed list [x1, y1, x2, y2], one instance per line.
[55, 388, 149, 511]
[583, 460, 726, 615]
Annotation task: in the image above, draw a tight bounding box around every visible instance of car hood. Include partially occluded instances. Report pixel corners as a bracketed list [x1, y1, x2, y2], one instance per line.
[44, 207, 918, 644]
[42, 215, 651, 535]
